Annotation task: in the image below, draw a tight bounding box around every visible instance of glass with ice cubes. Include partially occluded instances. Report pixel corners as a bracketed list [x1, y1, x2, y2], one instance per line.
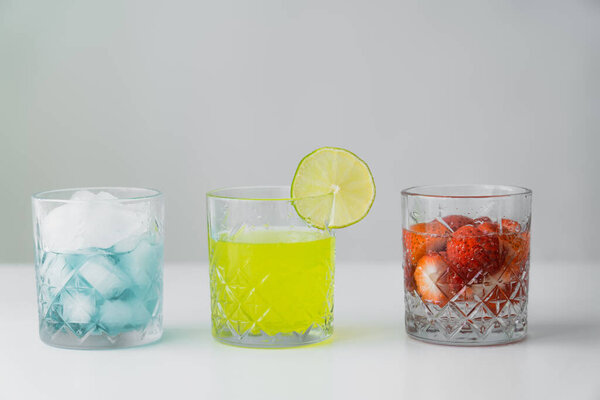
[32, 187, 164, 349]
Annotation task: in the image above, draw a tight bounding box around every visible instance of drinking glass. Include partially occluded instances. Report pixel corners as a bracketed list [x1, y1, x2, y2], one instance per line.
[402, 185, 531, 345]
[207, 186, 335, 347]
[32, 187, 164, 349]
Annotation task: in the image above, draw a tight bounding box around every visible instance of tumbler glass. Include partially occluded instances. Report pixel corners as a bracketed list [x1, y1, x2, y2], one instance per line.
[402, 185, 531, 345]
[207, 186, 335, 347]
[32, 187, 164, 349]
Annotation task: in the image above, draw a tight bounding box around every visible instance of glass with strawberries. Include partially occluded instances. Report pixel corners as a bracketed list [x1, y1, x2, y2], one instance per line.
[401, 185, 532, 345]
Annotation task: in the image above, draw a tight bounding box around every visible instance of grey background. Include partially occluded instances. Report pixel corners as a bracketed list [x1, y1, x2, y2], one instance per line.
[1, 0, 598, 264]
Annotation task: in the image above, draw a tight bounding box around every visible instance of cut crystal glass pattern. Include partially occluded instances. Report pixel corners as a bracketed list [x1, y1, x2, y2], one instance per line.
[405, 262, 529, 345]
[210, 259, 334, 347]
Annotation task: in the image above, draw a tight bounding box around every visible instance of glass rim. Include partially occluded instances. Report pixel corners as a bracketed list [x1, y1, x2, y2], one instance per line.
[206, 185, 333, 202]
[401, 184, 532, 199]
[31, 186, 163, 203]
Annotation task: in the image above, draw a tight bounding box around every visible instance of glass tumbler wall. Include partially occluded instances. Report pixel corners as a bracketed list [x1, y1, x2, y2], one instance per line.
[32, 187, 164, 349]
[207, 186, 335, 347]
[402, 185, 532, 345]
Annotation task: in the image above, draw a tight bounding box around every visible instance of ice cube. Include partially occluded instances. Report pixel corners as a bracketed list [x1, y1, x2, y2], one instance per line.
[79, 256, 131, 300]
[70, 190, 117, 201]
[61, 291, 96, 324]
[111, 234, 144, 254]
[99, 299, 151, 333]
[41, 190, 149, 252]
[95, 191, 118, 200]
[118, 240, 162, 288]
[69, 190, 102, 201]
[39, 253, 73, 297]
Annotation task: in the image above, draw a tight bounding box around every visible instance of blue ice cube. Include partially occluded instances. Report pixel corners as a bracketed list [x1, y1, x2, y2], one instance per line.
[39, 253, 73, 298]
[99, 299, 151, 335]
[111, 234, 143, 254]
[118, 239, 162, 288]
[37, 236, 163, 340]
[61, 290, 96, 325]
[78, 255, 131, 300]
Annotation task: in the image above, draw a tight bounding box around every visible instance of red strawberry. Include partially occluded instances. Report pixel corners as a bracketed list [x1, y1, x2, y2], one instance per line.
[446, 225, 501, 282]
[477, 221, 498, 235]
[414, 253, 463, 306]
[473, 216, 492, 225]
[403, 220, 449, 266]
[472, 264, 511, 306]
[470, 230, 529, 304]
[442, 215, 474, 231]
[500, 231, 530, 277]
[435, 252, 466, 301]
[501, 218, 522, 234]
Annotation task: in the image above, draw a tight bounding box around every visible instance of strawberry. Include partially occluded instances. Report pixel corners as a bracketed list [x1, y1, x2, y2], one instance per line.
[403, 220, 449, 266]
[442, 215, 473, 231]
[501, 218, 522, 234]
[472, 264, 510, 305]
[446, 225, 501, 282]
[473, 216, 492, 225]
[500, 231, 530, 277]
[477, 221, 498, 235]
[470, 230, 529, 304]
[435, 252, 466, 301]
[474, 218, 522, 235]
[414, 253, 463, 306]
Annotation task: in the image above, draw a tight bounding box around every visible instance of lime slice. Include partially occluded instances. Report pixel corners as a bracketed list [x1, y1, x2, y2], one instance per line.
[291, 147, 375, 229]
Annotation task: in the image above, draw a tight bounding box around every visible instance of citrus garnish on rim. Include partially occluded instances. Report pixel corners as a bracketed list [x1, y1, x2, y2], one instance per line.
[291, 147, 375, 229]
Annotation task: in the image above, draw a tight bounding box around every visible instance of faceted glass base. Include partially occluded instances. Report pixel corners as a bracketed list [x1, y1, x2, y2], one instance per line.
[213, 324, 333, 348]
[39, 319, 162, 349]
[404, 291, 527, 346]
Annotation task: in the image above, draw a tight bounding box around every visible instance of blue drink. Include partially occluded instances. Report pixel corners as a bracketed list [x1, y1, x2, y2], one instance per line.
[36, 236, 163, 348]
[32, 188, 164, 349]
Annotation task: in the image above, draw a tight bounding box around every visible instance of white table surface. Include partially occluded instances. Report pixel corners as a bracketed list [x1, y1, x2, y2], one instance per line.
[1, 262, 599, 400]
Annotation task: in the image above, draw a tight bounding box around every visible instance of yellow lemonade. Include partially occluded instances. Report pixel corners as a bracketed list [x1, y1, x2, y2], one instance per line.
[209, 227, 335, 338]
